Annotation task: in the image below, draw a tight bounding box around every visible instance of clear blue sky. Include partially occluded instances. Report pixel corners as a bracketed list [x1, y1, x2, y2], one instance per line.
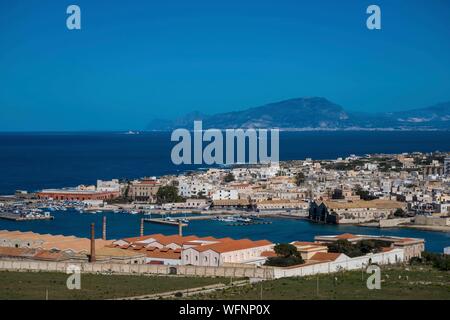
[1, 0, 449, 131]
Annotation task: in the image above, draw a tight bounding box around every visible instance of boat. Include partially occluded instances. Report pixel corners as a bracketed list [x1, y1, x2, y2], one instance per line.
[218, 216, 238, 222]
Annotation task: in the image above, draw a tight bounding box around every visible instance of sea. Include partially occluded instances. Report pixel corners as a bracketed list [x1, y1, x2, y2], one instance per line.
[0, 131, 449, 252]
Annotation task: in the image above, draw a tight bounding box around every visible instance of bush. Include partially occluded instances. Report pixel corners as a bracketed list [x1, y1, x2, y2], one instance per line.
[273, 243, 300, 258]
[415, 251, 450, 271]
[327, 239, 390, 258]
[264, 243, 304, 267]
[264, 256, 304, 267]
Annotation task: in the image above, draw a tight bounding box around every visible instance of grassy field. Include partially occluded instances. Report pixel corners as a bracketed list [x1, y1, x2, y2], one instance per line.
[0, 271, 229, 300]
[1, 266, 449, 300]
[189, 266, 450, 300]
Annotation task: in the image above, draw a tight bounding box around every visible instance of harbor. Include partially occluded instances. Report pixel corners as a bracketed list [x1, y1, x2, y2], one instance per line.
[0, 208, 448, 253]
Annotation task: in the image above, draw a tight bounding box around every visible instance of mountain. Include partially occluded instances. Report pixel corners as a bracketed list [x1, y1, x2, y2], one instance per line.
[147, 97, 450, 130]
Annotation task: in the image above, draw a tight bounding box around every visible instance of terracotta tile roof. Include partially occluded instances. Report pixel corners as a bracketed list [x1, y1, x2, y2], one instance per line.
[192, 239, 272, 254]
[0, 230, 113, 253]
[0, 247, 36, 258]
[335, 233, 359, 240]
[0, 247, 69, 261]
[310, 252, 343, 261]
[260, 250, 277, 257]
[32, 250, 69, 261]
[144, 248, 181, 260]
[96, 247, 145, 258]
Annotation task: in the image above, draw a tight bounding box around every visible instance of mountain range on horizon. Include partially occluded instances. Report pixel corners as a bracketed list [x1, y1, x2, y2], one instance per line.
[147, 97, 450, 131]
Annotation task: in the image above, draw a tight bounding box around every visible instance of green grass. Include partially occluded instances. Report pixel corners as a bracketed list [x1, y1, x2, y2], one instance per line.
[0, 271, 229, 300]
[2, 266, 448, 300]
[190, 266, 450, 300]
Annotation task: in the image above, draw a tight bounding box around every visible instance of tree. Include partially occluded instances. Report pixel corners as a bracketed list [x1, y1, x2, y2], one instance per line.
[327, 239, 389, 258]
[354, 185, 377, 201]
[331, 189, 345, 200]
[156, 186, 184, 204]
[224, 172, 235, 183]
[264, 243, 304, 267]
[294, 172, 305, 186]
[274, 243, 300, 258]
[393, 208, 406, 218]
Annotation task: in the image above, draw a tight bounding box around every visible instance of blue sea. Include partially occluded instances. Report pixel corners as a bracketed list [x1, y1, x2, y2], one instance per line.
[1, 131, 450, 195]
[0, 131, 449, 252]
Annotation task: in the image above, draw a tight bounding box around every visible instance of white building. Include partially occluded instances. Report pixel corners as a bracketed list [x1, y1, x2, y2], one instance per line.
[182, 239, 273, 267]
[211, 189, 239, 201]
[178, 181, 214, 198]
[444, 157, 450, 175]
[97, 179, 121, 192]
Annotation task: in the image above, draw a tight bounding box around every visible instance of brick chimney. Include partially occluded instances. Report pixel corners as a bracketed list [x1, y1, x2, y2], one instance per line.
[178, 222, 183, 237]
[140, 218, 144, 237]
[89, 223, 96, 263]
[102, 216, 107, 240]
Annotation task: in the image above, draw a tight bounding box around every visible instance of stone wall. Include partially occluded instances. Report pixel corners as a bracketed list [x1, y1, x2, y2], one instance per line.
[0, 259, 274, 279]
[379, 217, 412, 228]
[415, 215, 450, 226]
[272, 249, 404, 278]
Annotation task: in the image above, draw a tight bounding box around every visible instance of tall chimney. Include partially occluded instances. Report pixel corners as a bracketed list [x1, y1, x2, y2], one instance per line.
[90, 223, 96, 263]
[178, 222, 183, 237]
[102, 216, 107, 240]
[140, 218, 144, 237]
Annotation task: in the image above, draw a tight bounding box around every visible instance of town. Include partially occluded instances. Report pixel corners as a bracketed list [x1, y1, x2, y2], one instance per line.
[0, 151, 449, 283]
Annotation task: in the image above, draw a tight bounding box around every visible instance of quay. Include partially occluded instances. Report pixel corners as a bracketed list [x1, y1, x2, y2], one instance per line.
[143, 218, 188, 227]
[226, 221, 273, 226]
[0, 214, 54, 221]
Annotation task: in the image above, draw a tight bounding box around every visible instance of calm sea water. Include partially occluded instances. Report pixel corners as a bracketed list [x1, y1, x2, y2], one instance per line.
[1, 131, 449, 194]
[0, 131, 449, 252]
[0, 210, 448, 252]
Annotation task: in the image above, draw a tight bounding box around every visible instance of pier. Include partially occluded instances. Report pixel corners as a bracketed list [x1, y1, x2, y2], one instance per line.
[0, 214, 54, 221]
[226, 221, 272, 226]
[143, 218, 188, 227]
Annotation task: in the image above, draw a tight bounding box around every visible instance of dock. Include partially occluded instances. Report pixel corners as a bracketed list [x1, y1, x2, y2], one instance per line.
[226, 221, 273, 226]
[143, 218, 188, 227]
[0, 214, 54, 221]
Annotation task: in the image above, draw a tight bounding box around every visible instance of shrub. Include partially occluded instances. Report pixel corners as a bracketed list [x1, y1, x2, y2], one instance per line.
[264, 243, 304, 267]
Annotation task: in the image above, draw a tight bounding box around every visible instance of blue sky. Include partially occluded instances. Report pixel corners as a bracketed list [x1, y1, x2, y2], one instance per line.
[0, 0, 449, 131]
